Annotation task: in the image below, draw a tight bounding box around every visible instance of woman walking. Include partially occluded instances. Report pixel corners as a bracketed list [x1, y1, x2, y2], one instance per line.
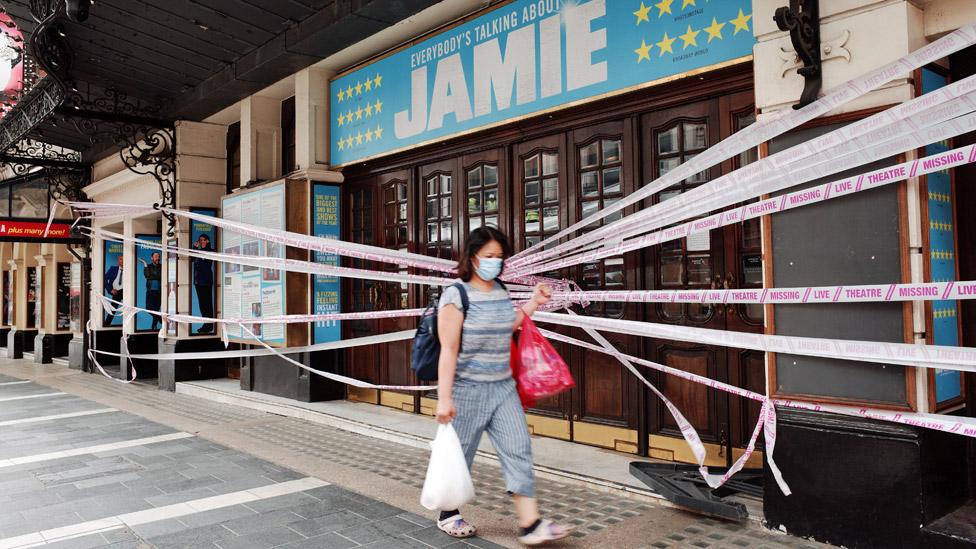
[435, 226, 571, 545]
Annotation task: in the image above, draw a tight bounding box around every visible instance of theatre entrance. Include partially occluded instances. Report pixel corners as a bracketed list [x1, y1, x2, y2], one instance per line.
[341, 68, 765, 465]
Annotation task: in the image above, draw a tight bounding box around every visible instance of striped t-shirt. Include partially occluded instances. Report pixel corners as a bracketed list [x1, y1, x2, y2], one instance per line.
[438, 280, 516, 383]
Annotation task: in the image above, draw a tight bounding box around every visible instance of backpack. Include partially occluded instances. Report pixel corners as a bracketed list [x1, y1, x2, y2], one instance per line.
[410, 280, 508, 382]
[411, 283, 469, 381]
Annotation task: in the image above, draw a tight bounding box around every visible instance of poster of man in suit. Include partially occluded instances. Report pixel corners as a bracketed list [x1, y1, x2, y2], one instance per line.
[102, 241, 123, 327]
[191, 213, 217, 335]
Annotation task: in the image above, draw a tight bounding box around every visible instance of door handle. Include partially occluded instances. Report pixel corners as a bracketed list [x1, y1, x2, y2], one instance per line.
[718, 425, 728, 458]
[725, 272, 736, 315]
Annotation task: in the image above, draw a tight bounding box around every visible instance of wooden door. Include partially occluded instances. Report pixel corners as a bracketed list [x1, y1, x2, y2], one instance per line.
[642, 99, 732, 465]
[720, 94, 767, 457]
[461, 148, 508, 237]
[513, 134, 574, 440]
[567, 120, 642, 452]
[378, 170, 417, 411]
[343, 180, 382, 402]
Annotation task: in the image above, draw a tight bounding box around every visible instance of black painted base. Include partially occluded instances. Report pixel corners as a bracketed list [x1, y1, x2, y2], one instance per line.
[764, 407, 968, 549]
[120, 334, 159, 381]
[157, 337, 227, 392]
[241, 349, 344, 402]
[33, 333, 72, 363]
[0, 327, 9, 348]
[90, 329, 121, 367]
[68, 336, 85, 370]
[6, 328, 38, 359]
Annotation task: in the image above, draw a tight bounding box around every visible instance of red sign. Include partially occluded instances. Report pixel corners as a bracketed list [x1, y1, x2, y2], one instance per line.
[0, 221, 73, 239]
[0, 12, 23, 117]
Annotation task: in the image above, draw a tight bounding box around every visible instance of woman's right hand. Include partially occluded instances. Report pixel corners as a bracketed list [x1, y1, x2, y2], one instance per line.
[436, 398, 456, 424]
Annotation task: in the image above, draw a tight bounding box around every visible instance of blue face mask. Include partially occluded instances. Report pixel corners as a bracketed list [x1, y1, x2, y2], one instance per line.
[475, 256, 503, 281]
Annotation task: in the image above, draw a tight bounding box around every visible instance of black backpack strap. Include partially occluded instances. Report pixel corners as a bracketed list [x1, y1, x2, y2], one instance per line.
[452, 282, 470, 318]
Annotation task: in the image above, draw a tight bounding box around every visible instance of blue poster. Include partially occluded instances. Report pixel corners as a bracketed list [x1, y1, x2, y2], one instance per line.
[330, 0, 754, 165]
[190, 208, 218, 336]
[313, 185, 341, 343]
[102, 240, 124, 327]
[923, 67, 962, 405]
[135, 235, 162, 332]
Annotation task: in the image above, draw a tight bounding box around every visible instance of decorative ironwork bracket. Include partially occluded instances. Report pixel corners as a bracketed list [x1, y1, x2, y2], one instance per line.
[775, 0, 821, 109]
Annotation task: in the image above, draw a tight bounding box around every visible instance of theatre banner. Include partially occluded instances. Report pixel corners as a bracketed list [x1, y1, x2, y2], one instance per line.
[135, 235, 162, 332]
[56, 262, 71, 330]
[329, 0, 754, 165]
[312, 184, 341, 344]
[189, 208, 218, 335]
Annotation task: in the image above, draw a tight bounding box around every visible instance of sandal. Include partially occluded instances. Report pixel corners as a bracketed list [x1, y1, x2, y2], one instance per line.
[437, 514, 477, 538]
[517, 519, 572, 546]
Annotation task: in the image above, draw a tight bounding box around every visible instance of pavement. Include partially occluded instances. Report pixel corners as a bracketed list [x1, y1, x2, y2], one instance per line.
[0, 358, 837, 549]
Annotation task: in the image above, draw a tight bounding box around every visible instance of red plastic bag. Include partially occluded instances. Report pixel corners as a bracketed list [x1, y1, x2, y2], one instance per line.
[511, 317, 574, 408]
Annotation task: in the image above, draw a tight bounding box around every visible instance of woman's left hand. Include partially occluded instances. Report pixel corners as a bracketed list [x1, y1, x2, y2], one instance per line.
[532, 283, 553, 306]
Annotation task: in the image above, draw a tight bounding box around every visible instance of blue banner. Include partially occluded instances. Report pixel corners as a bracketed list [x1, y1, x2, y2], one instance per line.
[135, 235, 162, 332]
[922, 67, 961, 405]
[313, 184, 342, 344]
[190, 208, 218, 336]
[102, 240, 124, 327]
[330, 0, 754, 165]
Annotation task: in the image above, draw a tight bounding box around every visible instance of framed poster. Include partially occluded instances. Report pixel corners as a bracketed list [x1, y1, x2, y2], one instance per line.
[312, 184, 341, 343]
[135, 235, 162, 332]
[189, 208, 218, 335]
[69, 262, 81, 333]
[56, 262, 71, 330]
[102, 240, 124, 327]
[166, 238, 178, 336]
[221, 183, 286, 345]
[26, 266, 37, 329]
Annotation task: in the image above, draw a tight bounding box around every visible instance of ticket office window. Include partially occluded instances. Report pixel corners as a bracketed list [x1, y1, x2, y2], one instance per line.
[577, 137, 626, 318]
[653, 119, 714, 323]
[466, 163, 500, 233]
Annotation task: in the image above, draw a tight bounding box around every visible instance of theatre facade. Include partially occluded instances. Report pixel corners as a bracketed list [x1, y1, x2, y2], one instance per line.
[70, 0, 976, 546]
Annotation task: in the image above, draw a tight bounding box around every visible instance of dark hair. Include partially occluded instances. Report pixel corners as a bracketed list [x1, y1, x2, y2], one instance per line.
[458, 226, 512, 282]
[198, 234, 210, 241]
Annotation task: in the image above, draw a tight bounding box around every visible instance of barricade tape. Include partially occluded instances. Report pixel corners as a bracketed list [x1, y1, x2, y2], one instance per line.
[511, 112, 976, 275]
[511, 23, 976, 261]
[511, 279, 976, 305]
[509, 77, 976, 269]
[560, 310, 791, 495]
[533, 311, 976, 371]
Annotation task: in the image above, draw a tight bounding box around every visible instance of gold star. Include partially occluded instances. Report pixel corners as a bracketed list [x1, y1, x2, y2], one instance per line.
[337, 139, 345, 150]
[679, 25, 700, 49]
[364, 79, 373, 92]
[364, 103, 374, 117]
[337, 113, 344, 127]
[704, 17, 725, 42]
[365, 128, 374, 142]
[634, 40, 653, 62]
[354, 81, 363, 95]
[374, 100, 383, 114]
[657, 32, 676, 56]
[355, 132, 364, 145]
[346, 85, 353, 98]
[730, 9, 752, 35]
[345, 136, 354, 149]
[634, 2, 651, 24]
[337, 88, 345, 102]
[682, 0, 695, 8]
[655, 0, 673, 17]
[345, 111, 353, 125]
[374, 74, 383, 88]
[355, 106, 363, 120]
[375, 126, 384, 139]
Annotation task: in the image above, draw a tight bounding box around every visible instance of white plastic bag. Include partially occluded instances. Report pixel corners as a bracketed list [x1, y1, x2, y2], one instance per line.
[420, 423, 475, 511]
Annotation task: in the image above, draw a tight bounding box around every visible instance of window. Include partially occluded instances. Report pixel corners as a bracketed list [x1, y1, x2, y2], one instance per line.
[653, 119, 712, 322]
[733, 109, 764, 324]
[226, 122, 241, 194]
[465, 163, 499, 233]
[522, 151, 560, 249]
[11, 176, 49, 219]
[383, 180, 410, 309]
[424, 173, 453, 260]
[281, 96, 296, 175]
[577, 138, 625, 317]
